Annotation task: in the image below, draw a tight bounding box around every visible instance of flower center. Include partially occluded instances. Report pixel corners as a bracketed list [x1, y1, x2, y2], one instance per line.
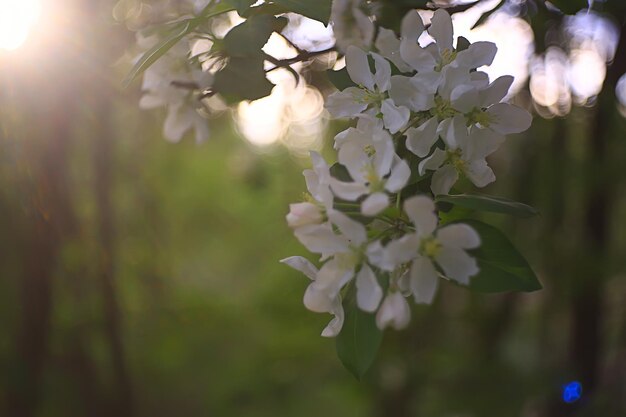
[420, 236, 442, 258]
[431, 95, 457, 120]
[466, 107, 492, 127]
[446, 148, 466, 172]
[435, 48, 457, 72]
[364, 164, 385, 192]
[356, 87, 386, 105]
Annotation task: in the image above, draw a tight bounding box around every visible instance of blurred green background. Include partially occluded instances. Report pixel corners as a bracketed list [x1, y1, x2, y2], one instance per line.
[1, 1, 626, 416]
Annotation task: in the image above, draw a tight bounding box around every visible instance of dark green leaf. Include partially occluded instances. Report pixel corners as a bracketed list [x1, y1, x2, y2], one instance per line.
[123, 3, 235, 87]
[458, 220, 542, 293]
[327, 68, 355, 91]
[271, 0, 332, 24]
[436, 194, 539, 218]
[336, 289, 383, 379]
[230, 0, 257, 14]
[456, 36, 471, 52]
[213, 56, 274, 103]
[223, 15, 288, 57]
[329, 163, 352, 182]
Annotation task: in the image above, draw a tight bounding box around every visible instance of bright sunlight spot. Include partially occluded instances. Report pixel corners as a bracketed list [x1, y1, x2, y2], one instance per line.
[0, 0, 41, 51]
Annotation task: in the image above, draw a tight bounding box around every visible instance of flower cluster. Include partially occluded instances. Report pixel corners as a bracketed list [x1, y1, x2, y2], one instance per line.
[282, 9, 532, 337]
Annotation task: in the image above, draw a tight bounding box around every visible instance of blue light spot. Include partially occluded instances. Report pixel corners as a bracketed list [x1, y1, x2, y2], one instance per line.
[562, 381, 583, 403]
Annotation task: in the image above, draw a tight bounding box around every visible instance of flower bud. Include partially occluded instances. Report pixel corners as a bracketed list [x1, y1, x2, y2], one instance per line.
[286, 202, 323, 228]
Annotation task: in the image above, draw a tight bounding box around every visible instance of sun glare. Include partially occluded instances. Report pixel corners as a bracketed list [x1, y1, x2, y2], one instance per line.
[0, 0, 41, 51]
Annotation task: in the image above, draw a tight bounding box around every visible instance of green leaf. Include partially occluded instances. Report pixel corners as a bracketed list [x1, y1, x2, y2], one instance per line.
[458, 220, 542, 293]
[327, 68, 355, 91]
[329, 163, 352, 182]
[336, 290, 383, 379]
[271, 0, 332, 24]
[213, 56, 274, 103]
[223, 15, 288, 57]
[230, 0, 257, 14]
[123, 3, 235, 87]
[436, 194, 539, 218]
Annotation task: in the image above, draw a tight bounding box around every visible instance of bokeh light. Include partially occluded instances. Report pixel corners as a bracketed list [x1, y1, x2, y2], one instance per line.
[562, 381, 583, 403]
[0, 0, 42, 51]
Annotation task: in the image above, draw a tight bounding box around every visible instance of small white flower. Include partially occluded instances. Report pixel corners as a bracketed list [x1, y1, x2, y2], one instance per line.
[330, 134, 410, 216]
[403, 196, 480, 302]
[326, 46, 410, 133]
[418, 121, 505, 195]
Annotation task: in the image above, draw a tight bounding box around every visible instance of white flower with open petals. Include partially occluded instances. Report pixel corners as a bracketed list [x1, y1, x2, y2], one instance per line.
[331, 136, 410, 216]
[326, 46, 410, 133]
[400, 9, 497, 75]
[402, 196, 481, 303]
[417, 119, 505, 195]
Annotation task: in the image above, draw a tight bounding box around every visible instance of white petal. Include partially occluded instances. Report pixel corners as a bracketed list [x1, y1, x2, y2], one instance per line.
[455, 41, 497, 69]
[337, 142, 369, 183]
[280, 256, 318, 280]
[294, 223, 349, 255]
[438, 66, 471, 99]
[400, 10, 425, 43]
[429, 9, 454, 53]
[436, 224, 481, 249]
[418, 148, 447, 175]
[372, 52, 392, 92]
[437, 115, 468, 149]
[389, 75, 435, 111]
[487, 103, 532, 134]
[431, 164, 458, 195]
[406, 117, 439, 157]
[410, 256, 439, 304]
[470, 71, 490, 88]
[372, 135, 396, 177]
[451, 84, 480, 113]
[464, 127, 504, 160]
[400, 41, 437, 72]
[321, 296, 345, 337]
[381, 99, 410, 134]
[314, 256, 355, 295]
[376, 292, 411, 330]
[385, 159, 411, 192]
[304, 284, 335, 313]
[361, 192, 390, 216]
[479, 75, 513, 107]
[464, 159, 495, 188]
[375, 28, 411, 73]
[383, 233, 421, 268]
[325, 89, 369, 118]
[403, 195, 437, 236]
[435, 246, 479, 285]
[327, 209, 367, 245]
[411, 71, 442, 95]
[163, 104, 191, 142]
[330, 178, 369, 201]
[346, 46, 375, 90]
[356, 265, 383, 312]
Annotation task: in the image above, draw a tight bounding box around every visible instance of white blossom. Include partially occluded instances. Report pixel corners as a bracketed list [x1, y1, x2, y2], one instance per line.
[326, 46, 410, 133]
